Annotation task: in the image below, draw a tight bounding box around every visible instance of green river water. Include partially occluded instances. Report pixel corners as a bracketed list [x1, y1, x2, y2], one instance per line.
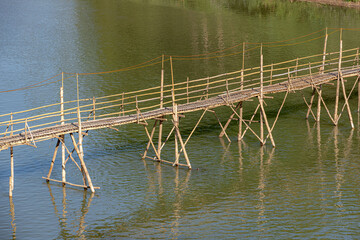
[0, 0, 360, 239]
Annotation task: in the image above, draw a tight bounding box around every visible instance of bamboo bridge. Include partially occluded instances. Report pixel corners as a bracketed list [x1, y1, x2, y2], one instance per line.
[1, 29, 359, 196]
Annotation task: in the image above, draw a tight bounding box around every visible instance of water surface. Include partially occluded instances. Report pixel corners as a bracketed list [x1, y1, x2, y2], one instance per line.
[0, 0, 360, 239]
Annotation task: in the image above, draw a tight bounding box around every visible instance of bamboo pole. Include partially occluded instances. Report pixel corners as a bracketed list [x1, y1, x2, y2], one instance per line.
[219, 102, 242, 138]
[239, 42, 245, 141]
[260, 44, 264, 145]
[76, 74, 90, 190]
[158, 56, 164, 157]
[10, 113, 14, 196]
[238, 102, 243, 141]
[316, 85, 322, 122]
[340, 75, 354, 128]
[136, 96, 139, 124]
[46, 139, 61, 180]
[206, 77, 209, 99]
[172, 104, 191, 169]
[157, 119, 163, 159]
[92, 97, 96, 120]
[160, 55, 164, 109]
[9, 147, 14, 197]
[142, 120, 158, 159]
[60, 76, 66, 185]
[321, 28, 328, 74]
[69, 133, 95, 192]
[270, 64, 273, 85]
[357, 48, 360, 112]
[170, 56, 175, 107]
[305, 88, 316, 119]
[259, 96, 275, 147]
[334, 29, 342, 123]
[173, 102, 179, 166]
[157, 56, 164, 157]
[186, 77, 189, 104]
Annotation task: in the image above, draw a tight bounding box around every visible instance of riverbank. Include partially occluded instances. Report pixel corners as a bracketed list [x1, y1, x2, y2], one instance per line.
[295, 0, 360, 8]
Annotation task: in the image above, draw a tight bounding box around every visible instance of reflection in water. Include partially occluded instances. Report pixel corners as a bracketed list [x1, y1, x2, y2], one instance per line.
[172, 167, 191, 238]
[219, 137, 232, 165]
[47, 184, 94, 238]
[257, 146, 274, 234]
[9, 197, 16, 240]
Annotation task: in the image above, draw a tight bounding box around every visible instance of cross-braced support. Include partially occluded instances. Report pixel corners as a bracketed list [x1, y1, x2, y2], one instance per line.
[43, 132, 98, 192]
[142, 107, 209, 170]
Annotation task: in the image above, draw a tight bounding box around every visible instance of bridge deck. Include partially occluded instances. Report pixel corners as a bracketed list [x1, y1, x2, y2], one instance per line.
[0, 67, 358, 150]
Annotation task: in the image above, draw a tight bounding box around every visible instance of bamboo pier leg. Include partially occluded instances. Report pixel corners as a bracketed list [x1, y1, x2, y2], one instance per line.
[142, 120, 158, 159]
[70, 133, 95, 192]
[47, 139, 61, 180]
[259, 97, 275, 147]
[61, 136, 66, 185]
[172, 104, 191, 169]
[306, 88, 316, 119]
[158, 120, 163, 159]
[260, 44, 264, 145]
[238, 102, 243, 141]
[9, 147, 14, 197]
[316, 85, 322, 122]
[340, 75, 354, 129]
[174, 129, 179, 166]
[143, 125, 162, 161]
[219, 102, 242, 138]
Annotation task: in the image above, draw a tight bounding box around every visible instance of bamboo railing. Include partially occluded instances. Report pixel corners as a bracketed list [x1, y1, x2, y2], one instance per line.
[0, 31, 359, 140]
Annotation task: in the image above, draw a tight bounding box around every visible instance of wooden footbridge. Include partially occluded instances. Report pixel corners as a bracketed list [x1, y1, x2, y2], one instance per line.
[2, 29, 359, 196]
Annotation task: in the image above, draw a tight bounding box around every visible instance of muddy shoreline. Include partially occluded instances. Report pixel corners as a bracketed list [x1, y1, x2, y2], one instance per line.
[295, 0, 360, 8]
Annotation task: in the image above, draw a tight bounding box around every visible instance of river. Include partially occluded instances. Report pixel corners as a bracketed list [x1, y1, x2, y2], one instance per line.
[0, 0, 360, 239]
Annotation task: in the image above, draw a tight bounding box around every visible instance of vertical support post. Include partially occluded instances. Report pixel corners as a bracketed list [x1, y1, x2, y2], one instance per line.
[10, 113, 14, 196]
[206, 77, 209, 99]
[92, 97, 96, 120]
[226, 77, 230, 102]
[186, 77, 189, 104]
[317, 85, 322, 122]
[295, 58, 299, 78]
[306, 88, 316, 119]
[76, 74, 93, 191]
[238, 42, 245, 141]
[170, 56, 175, 107]
[260, 44, 264, 145]
[160, 55, 164, 109]
[9, 147, 14, 197]
[270, 63, 273, 85]
[122, 92, 125, 116]
[60, 73, 66, 185]
[172, 104, 191, 169]
[136, 96, 139, 124]
[334, 29, 342, 124]
[321, 28, 328, 74]
[158, 55, 165, 158]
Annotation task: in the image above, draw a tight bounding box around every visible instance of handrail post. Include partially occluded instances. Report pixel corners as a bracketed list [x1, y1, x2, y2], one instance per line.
[186, 77, 189, 104]
[160, 55, 164, 109]
[92, 97, 96, 120]
[321, 28, 328, 74]
[170, 56, 175, 107]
